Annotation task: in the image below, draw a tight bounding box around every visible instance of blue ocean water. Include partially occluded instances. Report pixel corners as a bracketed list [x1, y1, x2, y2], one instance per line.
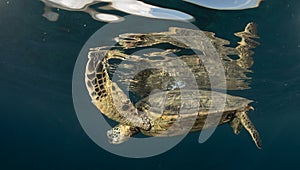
[1, 0, 300, 169]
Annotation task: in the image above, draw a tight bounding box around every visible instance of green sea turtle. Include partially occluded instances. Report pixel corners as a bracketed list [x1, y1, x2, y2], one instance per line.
[85, 22, 262, 149]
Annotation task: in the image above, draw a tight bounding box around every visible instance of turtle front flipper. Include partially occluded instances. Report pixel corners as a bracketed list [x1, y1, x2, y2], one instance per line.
[236, 110, 262, 149]
[107, 124, 140, 144]
[86, 49, 151, 131]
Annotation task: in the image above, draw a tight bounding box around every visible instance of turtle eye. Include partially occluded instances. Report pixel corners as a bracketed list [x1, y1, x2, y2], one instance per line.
[225, 113, 233, 120]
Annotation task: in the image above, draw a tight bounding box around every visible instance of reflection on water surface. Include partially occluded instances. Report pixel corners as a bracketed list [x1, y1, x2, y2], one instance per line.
[41, 0, 261, 22]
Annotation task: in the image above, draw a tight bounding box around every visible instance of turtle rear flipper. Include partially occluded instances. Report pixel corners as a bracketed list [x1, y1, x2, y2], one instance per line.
[236, 111, 262, 149]
[230, 117, 243, 135]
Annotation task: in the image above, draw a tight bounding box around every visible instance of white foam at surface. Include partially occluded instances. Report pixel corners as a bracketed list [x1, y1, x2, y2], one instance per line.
[41, 0, 261, 22]
[94, 13, 121, 22]
[42, 0, 194, 21]
[183, 0, 261, 10]
[111, 0, 193, 20]
[45, 0, 95, 10]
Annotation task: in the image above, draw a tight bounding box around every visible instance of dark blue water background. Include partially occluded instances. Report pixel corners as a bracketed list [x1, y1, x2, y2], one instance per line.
[1, 0, 300, 169]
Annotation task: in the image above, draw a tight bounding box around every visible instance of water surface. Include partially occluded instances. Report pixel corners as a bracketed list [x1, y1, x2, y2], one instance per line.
[1, 0, 300, 169]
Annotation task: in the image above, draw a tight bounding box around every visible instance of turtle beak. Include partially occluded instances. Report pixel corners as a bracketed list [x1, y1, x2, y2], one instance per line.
[106, 129, 130, 144]
[107, 129, 120, 144]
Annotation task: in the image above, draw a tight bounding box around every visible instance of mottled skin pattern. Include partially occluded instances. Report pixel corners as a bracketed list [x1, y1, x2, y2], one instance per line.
[85, 23, 262, 148]
[236, 110, 262, 149]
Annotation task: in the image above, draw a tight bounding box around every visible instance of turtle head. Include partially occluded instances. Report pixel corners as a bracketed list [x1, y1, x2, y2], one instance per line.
[107, 126, 129, 144]
[107, 125, 139, 144]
